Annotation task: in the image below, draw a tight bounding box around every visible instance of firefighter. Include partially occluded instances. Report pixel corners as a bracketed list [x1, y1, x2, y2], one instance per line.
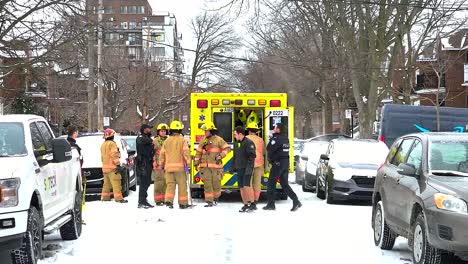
[159, 120, 191, 209]
[264, 123, 302, 211]
[152, 123, 168, 206]
[101, 128, 128, 203]
[245, 122, 264, 209]
[237, 109, 259, 127]
[136, 124, 155, 209]
[194, 121, 230, 207]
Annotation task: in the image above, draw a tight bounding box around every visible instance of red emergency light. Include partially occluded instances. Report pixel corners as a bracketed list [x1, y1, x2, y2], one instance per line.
[197, 100, 208, 108]
[379, 135, 385, 142]
[270, 100, 281, 107]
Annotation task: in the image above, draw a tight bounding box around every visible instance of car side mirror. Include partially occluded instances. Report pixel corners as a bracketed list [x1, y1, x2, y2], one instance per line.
[320, 154, 329, 161]
[397, 163, 417, 177]
[34, 149, 48, 157]
[38, 159, 49, 167]
[127, 150, 136, 156]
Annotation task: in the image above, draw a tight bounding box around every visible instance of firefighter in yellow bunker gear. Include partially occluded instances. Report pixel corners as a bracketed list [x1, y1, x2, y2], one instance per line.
[245, 122, 265, 206]
[101, 128, 128, 203]
[194, 121, 230, 207]
[152, 123, 169, 205]
[159, 120, 191, 209]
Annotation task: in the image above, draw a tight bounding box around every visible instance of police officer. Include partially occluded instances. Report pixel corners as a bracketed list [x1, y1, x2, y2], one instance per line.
[159, 120, 191, 209]
[152, 123, 168, 206]
[264, 123, 302, 211]
[101, 128, 128, 203]
[194, 121, 230, 207]
[232, 126, 256, 212]
[136, 124, 155, 209]
[245, 122, 264, 209]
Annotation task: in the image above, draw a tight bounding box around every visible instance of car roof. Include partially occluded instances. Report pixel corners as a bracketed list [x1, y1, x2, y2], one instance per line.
[403, 132, 468, 141]
[0, 114, 45, 123]
[331, 138, 381, 144]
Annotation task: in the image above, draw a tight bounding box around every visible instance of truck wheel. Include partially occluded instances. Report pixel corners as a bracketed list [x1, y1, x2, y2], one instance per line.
[373, 201, 397, 250]
[122, 171, 130, 197]
[11, 206, 42, 264]
[60, 190, 83, 241]
[412, 213, 442, 264]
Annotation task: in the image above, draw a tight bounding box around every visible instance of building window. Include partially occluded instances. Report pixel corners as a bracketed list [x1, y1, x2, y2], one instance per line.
[127, 33, 142, 45]
[151, 33, 164, 42]
[120, 6, 144, 14]
[128, 47, 141, 60]
[129, 22, 137, 29]
[105, 22, 113, 28]
[103, 6, 113, 14]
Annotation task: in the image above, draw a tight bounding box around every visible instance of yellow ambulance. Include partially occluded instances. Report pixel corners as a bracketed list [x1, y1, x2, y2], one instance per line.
[189, 93, 294, 198]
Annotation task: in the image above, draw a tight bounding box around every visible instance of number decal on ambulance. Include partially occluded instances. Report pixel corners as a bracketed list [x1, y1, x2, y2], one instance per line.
[269, 110, 288, 116]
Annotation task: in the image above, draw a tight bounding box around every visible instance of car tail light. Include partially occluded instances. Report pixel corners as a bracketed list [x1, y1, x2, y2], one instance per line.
[276, 177, 280, 183]
[379, 135, 385, 142]
[197, 100, 208, 108]
[270, 100, 281, 107]
[126, 158, 134, 166]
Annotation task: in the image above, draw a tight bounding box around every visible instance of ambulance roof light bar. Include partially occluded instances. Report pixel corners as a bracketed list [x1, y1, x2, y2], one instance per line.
[270, 100, 281, 107]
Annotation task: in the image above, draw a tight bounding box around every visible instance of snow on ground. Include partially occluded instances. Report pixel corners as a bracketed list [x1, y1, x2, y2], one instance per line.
[36, 177, 413, 264]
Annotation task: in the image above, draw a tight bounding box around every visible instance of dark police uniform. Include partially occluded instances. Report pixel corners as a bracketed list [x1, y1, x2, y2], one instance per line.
[232, 137, 256, 188]
[265, 132, 300, 210]
[136, 132, 154, 207]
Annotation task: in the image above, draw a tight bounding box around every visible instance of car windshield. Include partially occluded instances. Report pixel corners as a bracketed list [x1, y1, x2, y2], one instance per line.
[0, 122, 27, 156]
[429, 140, 468, 173]
[334, 142, 388, 165]
[123, 137, 136, 150]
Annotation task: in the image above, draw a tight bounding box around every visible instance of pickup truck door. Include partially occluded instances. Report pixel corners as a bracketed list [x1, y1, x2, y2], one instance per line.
[29, 122, 58, 223]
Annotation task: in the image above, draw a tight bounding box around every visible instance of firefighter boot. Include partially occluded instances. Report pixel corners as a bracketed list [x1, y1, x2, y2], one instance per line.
[239, 203, 252, 213]
[250, 202, 257, 210]
[180, 204, 190, 209]
[291, 200, 302, 212]
[204, 202, 214, 207]
[165, 202, 174, 209]
[156, 202, 164, 206]
[116, 199, 128, 203]
[213, 198, 218, 206]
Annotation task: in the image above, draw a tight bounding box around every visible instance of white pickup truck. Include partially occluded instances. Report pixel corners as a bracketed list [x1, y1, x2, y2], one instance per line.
[0, 115, 82, 264]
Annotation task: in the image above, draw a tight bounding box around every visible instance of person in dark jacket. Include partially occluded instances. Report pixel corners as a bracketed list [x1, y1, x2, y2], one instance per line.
[264, 123, 302, 211]
[136, 124, 155, 209]
[232, 126, 256, 212]
[66, 126, 82, 166]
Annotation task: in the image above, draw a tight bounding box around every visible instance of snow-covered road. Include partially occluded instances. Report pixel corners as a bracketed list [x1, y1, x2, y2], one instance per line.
[34, 181, 412, 264]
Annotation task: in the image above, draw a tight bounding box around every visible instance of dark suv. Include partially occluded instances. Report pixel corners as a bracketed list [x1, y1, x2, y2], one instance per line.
[372, 133, 468, 263]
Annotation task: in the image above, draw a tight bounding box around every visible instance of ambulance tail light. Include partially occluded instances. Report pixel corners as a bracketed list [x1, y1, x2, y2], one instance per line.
[197, 100, 208, 108]
[276, 177, 280, 183]
[234, 99, 243, 105]
[247, 99, 255, 105]
[258, 99, 266, 105]
[270, 100, 281, 107]
[211, 99, 219, 105]
[222, 99, 230, 105]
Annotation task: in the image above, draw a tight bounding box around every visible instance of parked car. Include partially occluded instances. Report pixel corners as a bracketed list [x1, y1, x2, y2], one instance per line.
[0, 115, 82, 264]
[372, 132, 468, 263]
[302, 141, 329, 192]
[294, 139, 306, 170]
[77, 133, 137, 197]
[316, 139, 389, 203]
[308, 134, 351, 142]
[379, 104, 468, 147]
[121, 135, 137, 152]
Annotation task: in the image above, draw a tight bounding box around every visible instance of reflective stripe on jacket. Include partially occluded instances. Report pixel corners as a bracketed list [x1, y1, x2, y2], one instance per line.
[194, 135, 230, 169]
[101, 140, 120, 173]
[246, 134, 264, 168]
[159, 134, 190, 172]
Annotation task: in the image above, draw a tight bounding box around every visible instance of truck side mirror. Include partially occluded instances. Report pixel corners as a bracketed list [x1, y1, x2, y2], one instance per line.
[52, 138, 72, 163]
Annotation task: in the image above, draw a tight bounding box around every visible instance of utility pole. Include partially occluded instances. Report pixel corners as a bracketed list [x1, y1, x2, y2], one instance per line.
[86, 0, 95, 132]
[96, 0, 104, 130]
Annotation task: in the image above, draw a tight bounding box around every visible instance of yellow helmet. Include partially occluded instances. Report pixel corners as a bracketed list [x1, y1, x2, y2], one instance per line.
[157, 123, 169, 131]
[169, 120, 184, 130]
[200, 121, 217, 131]
[238, 110, 247, 122]
[246, 122, 259, 130]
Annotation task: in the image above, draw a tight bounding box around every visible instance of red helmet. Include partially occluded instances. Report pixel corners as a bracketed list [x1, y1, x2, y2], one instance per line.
[103, 128, 116, 139]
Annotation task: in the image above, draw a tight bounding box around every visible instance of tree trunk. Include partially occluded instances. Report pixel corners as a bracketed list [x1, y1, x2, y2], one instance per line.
[86, 0, 95, 132]
[322, 94, 333, 134]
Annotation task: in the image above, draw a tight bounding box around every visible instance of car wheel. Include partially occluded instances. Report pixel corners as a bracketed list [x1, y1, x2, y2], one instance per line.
[373, 201, 396, 250]
[316, 175, 325, 199]
[60, 189, 83, 241]
[11, 206, 43, 264]
[302, 181, 311, 193]
[412, 213, 443, 264]
[325, 179, 334, 204]
[122, 170, 130, 197]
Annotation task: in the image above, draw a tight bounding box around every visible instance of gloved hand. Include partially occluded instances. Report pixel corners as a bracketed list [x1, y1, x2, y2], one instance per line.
[215, 155, 222, 165]
[115, 165, 125, 174]
[184, 166, 189, 172]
